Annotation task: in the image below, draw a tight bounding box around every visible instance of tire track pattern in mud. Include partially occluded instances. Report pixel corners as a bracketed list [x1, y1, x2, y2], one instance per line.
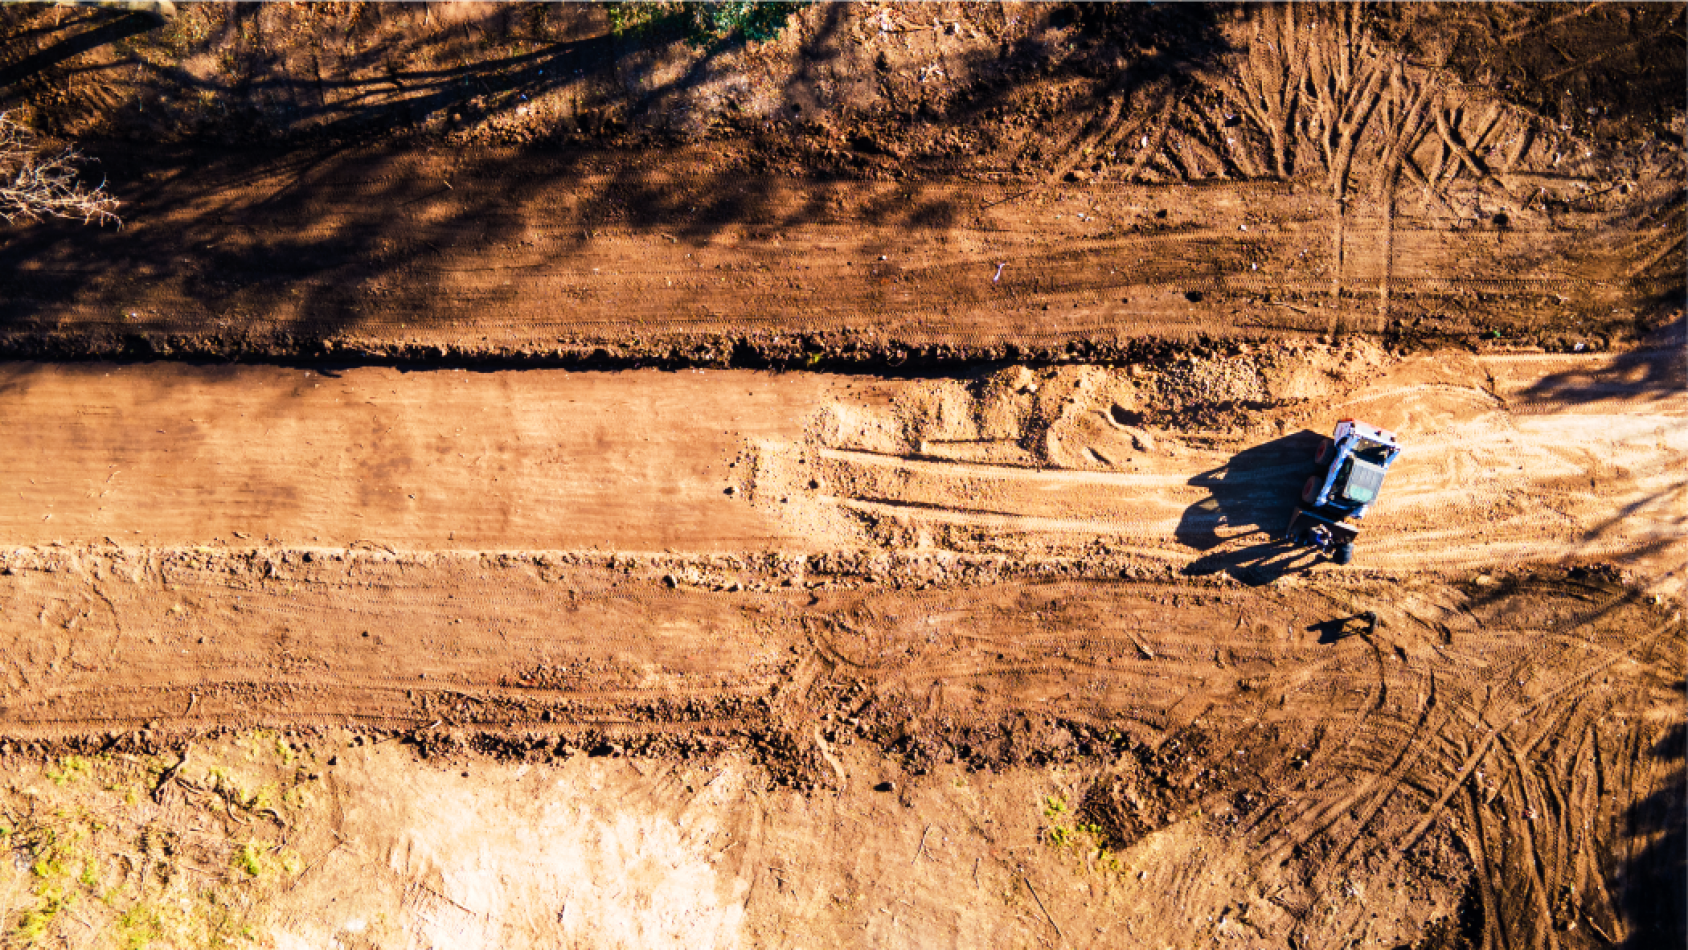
[10, 547, 1673, 949]
[1218, 581, 1685, 950]
[0, 164, 1671, 364]
[788, 348, 1687, 583]
[1, 3, 1680, 365]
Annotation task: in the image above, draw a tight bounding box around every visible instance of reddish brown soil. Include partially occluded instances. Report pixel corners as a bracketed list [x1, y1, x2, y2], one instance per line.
[0, 3, 1681, 363]
[0, 345, 1680, 948]
[0, 4, 1681, 950]
[0, 542, 1680, 949]
[0, 144, 1678, 365]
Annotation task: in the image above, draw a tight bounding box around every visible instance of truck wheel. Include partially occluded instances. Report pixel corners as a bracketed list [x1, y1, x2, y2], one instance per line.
[1314, 438, 1333, 464]
[1302, 476, 1320, 505]
[1333, 542, 1354, 565]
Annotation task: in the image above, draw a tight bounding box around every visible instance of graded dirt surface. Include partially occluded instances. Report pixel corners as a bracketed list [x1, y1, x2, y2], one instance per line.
[0, 361, 863, 551]
[0, 3, 1683, 950]
[1, 3, 1682, 363]
[0, 149, 1676, 364]
[0, 341, 1681, 949]
[0, 345, 1680, 575]
[0, 553, 1681, 949]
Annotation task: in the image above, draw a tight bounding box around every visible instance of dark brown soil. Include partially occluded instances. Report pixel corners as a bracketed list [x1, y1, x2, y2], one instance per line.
[0, 5, 1681, 950]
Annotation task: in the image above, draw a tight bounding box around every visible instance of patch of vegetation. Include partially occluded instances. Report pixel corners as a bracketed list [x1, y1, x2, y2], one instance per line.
[115, 904, 164, 950]
[1, 738, 319, 948]
[44, 754, 90, 786]
[14, 884, 69, 945]
[605, 1, 805, 47]
[1040, 793, 1125, 874]
[232, 839, 303, 880]
[234, 841, 264, 878]
[691, 1, 804, 43]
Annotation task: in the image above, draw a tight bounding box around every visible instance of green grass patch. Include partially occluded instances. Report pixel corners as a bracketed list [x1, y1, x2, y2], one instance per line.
[116, 905, 164, 950]
[234, 842, 264, 879]
[14, 884, 70, 945]
[605, 1, 805, 47]
[45, 756, 91, 786]
[1039, 792, 1125, 874]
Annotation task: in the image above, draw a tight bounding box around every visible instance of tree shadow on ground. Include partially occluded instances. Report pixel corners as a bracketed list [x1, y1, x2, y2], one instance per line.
[1378, 2, 1687, 138]
[0, 2, 1229, 158]
[0, 2, 1235, 350]
[0, 8, 163, 91]
[1520, 312, 1687, 409]
[1176, 428, 1328, 586]
[1519, 178, 1688, 408]
[1619, 715, 1686, 950]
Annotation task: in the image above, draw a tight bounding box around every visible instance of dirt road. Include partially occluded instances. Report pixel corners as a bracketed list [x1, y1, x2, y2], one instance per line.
[0, 150, 1678, 363]
[0, 343, 1676, 950]
[0, 525, 1679, 949]
[810, 346, 1686, 581]
[0, 361, 862, 551]
[3, 345, 1679, 577]
[0, 4, 1681, 949]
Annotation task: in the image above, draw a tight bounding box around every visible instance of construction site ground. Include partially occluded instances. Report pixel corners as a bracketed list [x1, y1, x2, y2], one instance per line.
[0, 4, 1682, 950]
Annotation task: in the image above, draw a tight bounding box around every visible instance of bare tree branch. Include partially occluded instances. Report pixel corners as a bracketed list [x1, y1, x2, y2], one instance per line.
[0, 112, 122, 227]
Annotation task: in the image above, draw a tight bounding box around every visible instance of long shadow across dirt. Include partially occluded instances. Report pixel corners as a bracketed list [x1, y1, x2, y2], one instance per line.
[0, 9, 164, 90]
[1619, 717, 1687, 950]
[1519, 314, 1687, 409]
[0, 3, 1235, 359]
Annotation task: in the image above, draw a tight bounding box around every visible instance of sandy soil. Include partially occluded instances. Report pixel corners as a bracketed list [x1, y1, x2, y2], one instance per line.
[0, 343, 1680, 948]
[0, 554, 1679, 949]
[0, 4, 1682, 950]
[0, 361, 860, 551]
[0, 346, 1679, 578]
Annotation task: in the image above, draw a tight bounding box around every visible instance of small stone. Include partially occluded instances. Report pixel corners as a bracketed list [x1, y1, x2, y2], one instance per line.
[723, 486, 737, 496]
[663, 574, 678, 588]
[874, 780, 896, 792]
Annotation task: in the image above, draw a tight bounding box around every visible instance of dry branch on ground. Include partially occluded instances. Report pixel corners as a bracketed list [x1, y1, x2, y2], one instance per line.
[0, 112, 120, 227]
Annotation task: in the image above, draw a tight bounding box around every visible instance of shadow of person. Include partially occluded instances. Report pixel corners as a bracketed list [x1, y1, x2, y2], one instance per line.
[1306, 611, 1378, 644]
[1175, 428, 1325, 585]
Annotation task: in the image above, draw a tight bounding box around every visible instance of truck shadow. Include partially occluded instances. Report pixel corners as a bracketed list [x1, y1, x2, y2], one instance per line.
[1175, 428, 1326, 586]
